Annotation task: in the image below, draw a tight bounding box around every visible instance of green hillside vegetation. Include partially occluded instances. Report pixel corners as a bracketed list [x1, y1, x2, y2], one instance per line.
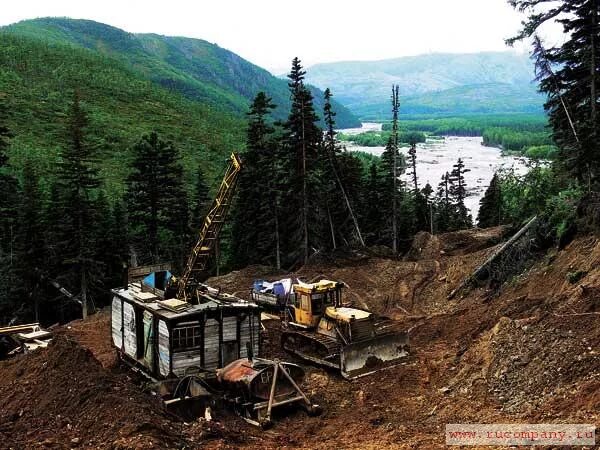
[306, 52, 545, 119]
[378, 114, 555, 157]
[338, 130, 426, 147]
[0, 32, 244, 199]
[4, 18, 359, 127]
[355, 83, 543, 119]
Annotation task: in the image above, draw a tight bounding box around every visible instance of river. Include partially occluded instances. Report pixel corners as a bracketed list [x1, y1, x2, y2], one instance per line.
[338, 124, 530, 219]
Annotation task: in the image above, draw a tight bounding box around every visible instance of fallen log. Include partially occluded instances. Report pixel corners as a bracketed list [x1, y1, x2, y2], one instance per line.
[447, 216, 539, 300]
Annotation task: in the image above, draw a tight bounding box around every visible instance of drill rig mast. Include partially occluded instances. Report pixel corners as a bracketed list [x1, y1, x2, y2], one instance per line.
[177, 153, 242, 302]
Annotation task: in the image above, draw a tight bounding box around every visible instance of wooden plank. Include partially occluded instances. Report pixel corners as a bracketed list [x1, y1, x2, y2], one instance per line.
[123, 302, 137, 358]
[128, 263, 172, 282]
[204, 319, 220, 370]
[158, 320, 170, 377]
[114, 297, 124, 351]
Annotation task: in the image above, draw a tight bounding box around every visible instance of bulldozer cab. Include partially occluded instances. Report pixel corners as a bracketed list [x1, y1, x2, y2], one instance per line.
[290, 280, 342, 328]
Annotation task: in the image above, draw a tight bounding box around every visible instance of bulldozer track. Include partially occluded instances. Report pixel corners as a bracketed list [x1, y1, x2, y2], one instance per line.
[281, 330, 341, 371]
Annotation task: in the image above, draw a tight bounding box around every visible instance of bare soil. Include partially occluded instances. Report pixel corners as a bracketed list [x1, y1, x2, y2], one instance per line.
[2, 227, 599, 449]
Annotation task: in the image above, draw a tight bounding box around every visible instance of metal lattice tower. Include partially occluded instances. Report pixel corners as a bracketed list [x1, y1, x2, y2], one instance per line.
[178, 153, 242, 301]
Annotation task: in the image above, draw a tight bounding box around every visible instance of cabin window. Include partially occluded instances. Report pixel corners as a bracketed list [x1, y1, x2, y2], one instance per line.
[301, 294, 312, 312]
[172, 325, 201, 350]
[311, 293, 327, 315]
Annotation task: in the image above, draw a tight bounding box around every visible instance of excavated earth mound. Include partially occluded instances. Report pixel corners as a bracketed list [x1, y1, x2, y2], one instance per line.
[0, 336, 185, 449]
[3, 228, 600, 449]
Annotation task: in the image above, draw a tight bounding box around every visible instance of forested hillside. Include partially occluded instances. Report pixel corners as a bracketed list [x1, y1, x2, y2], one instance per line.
[305, 51, 545, 119]
[0, 32, 243, 198]
[3, 18, 359, 127]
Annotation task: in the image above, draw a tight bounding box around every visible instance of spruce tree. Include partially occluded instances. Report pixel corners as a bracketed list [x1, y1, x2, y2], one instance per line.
[231, 92, 280, 268]
[478, 173, 502, 228]
[406, 137, 429, 233]
[322, 88, 365, 247]
[434, 172, 451, 233]
[363, 161, 384, 245]
[388, 86, 401, 252]
[13, 160, 46, 321]
[448, 158, 473, 229]
[282, 58, 324, 265]
[407, 140, 419, 194]
[421, 183, 434, 234]
[127, 132, 189, 268]
[0, 97, 18, 320]
[508, 0, 600, 186]
[380, 94, 405, 251]
[54, 92, 101, 319]
[0, 95, 17, 254]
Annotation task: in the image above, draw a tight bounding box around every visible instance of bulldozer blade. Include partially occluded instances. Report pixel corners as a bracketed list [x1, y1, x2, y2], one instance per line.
[340, 332, 409, 379]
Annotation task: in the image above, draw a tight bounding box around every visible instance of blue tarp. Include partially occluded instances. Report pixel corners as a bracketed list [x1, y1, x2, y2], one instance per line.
[143, 270, 173, 289]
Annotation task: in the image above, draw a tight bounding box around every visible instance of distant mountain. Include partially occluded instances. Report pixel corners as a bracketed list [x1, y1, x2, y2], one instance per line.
[305, 52, 545, 120]
[3, 18, 359, 127]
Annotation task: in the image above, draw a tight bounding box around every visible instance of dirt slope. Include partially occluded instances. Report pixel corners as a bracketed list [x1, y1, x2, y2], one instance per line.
[2, 227, 599, 449]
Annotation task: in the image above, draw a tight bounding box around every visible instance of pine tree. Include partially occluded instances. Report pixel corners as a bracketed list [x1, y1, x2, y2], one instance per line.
[508, 0, 600, 186]
[282, 58, 324, 265]
[478, 173, 502, 228]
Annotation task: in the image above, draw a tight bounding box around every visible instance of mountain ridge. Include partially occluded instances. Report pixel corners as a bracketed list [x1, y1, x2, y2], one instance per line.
[304, 51, 545, 119]
[3, 17, 360, 127]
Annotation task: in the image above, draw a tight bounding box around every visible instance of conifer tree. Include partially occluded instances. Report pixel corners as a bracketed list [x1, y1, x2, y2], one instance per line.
[231, 92, 280, 268]
[0, 95, 17, 254]
[421, 183, 434, 234]
[363, 162, 384, 245]
[448, 158, 473, 229]
[406, 137, 429, 233]
[282, 58, 324, 265]
[14, 160, 46, 321]
[322, 88, 365, 247]
[0, 96, 15, 318]
[389, 86, 401, 251]
[478, 173, 502, 228]
[54, 92, 101, 319]
[508, 0, 600, 185]
[434, 172, 451, 233]
[380, 86, 404, 251]
[127, 132, 189, 269]
[407, 140, 419, 194]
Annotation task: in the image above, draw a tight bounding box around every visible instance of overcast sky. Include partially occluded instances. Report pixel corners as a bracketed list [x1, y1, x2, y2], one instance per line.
[2, 0, 563, 74]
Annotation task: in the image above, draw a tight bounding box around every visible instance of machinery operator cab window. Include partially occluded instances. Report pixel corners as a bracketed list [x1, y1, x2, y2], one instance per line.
[309, 292, 334, 315]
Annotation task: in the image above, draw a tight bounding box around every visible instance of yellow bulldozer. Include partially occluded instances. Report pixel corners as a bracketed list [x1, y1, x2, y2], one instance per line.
[281, 279, 409, 379]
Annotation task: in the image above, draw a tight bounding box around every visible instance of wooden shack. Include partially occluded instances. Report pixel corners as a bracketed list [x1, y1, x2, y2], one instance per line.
[111, 283, 261, 380]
